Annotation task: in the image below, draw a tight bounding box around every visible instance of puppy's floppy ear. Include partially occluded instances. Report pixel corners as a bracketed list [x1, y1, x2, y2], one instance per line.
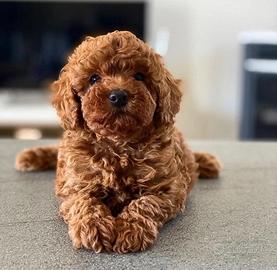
[51, 67, 81, 130]
[155, 69, 182, 125]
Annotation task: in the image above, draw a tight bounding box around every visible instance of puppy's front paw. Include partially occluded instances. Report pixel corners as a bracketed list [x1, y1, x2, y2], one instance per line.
[68, 216, 116, 253]
[113, 218, 158, 253]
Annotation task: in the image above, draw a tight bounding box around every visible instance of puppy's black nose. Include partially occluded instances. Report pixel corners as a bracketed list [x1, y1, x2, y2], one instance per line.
[109, 90, 128, 107]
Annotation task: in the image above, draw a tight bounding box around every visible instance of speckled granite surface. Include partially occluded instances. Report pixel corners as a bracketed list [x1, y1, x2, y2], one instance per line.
[0, 140, 276, 270]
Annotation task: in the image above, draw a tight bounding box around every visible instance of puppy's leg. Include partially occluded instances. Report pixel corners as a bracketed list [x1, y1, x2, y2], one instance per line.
[194, 152, 222, 179]
[15, 146, 58, 172]
[60, 193, 116, 253]
[113, 193, 185, 253]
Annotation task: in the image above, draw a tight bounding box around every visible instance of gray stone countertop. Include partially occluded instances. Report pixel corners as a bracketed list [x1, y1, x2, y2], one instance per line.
[0, 139, 276, 270]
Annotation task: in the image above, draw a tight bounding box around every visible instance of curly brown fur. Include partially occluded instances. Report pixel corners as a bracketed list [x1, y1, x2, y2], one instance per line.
[16, 146, 58, 172]
[15, 31, 221, 253]
[194, 152, 222, 179]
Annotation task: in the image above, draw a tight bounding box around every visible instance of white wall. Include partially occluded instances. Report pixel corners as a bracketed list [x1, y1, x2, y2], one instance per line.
[148, 0, 277, 139]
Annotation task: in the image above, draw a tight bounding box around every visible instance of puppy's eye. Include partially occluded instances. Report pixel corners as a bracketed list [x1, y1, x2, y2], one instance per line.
[89, 74, 101, 85]
[134, 72, 145, 81]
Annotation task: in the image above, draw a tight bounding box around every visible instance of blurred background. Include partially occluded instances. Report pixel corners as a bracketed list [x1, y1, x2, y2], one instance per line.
[1, 0, 277, 140]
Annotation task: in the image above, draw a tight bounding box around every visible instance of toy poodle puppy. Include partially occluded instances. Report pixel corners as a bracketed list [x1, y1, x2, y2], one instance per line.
[16, 31, 221, 253]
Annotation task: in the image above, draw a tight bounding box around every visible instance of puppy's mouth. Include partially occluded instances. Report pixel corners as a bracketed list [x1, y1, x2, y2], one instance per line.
[91, 109, 141, 126]
[86, 111, 142, 137]
[80, 87, 156, 137]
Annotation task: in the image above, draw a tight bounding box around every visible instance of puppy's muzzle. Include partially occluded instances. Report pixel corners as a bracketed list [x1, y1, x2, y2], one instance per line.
[109, 90, 128, 107]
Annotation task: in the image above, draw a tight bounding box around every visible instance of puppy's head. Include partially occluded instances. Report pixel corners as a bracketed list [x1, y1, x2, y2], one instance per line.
[52, 31, 182, 139]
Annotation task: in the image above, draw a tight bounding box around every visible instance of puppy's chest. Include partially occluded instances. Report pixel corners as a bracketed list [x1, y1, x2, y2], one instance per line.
[87, 150, 150, 212]
[70, 142, 168, 196]
[81, 148, 158, 199]
[87, 146, 155, 180]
